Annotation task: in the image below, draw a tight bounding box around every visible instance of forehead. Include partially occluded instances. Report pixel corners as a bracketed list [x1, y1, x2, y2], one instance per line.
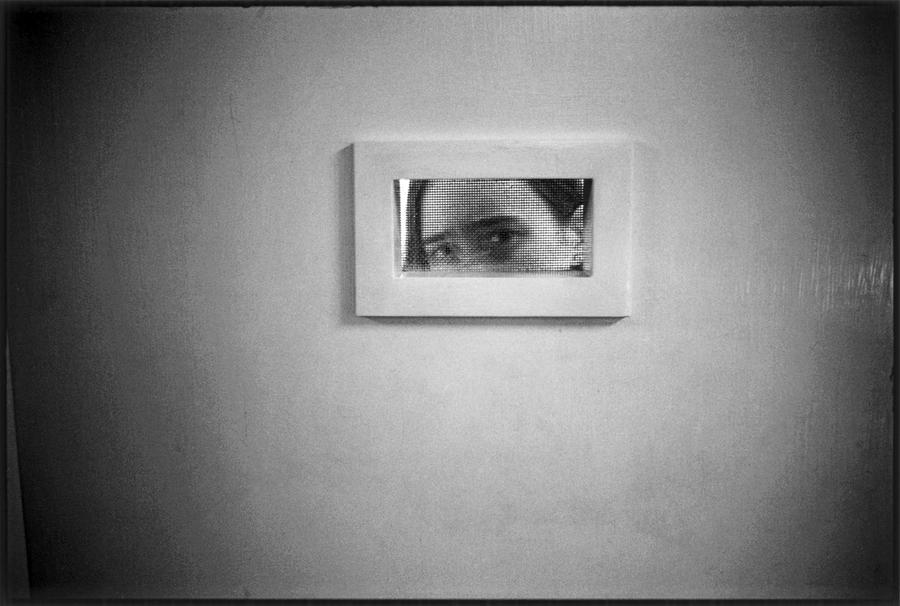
[419, 179, 549, 233]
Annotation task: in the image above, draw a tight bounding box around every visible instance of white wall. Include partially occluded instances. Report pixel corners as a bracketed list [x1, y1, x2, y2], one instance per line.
[7, 7, 893, 598]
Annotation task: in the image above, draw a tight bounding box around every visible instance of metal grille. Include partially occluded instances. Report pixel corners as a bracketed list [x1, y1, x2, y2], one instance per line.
[397, 178, 591, 274]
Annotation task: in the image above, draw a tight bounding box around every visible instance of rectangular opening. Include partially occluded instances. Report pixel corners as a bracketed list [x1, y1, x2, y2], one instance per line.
[395, 178, 593, 276]
[355, 140, 636, 316]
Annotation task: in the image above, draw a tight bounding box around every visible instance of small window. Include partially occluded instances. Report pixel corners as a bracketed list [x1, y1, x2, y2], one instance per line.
[353, 140, 641, 317]
[396, 178, 592, 276]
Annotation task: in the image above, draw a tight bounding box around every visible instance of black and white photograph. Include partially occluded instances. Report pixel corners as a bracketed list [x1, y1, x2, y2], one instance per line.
[5, 3, 895, 602]
[398, 178, 590, 274]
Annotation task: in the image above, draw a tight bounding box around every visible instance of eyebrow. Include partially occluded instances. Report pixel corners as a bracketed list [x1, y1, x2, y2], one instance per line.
[469, 215, 521, 231]
[422, 234, 447, 246]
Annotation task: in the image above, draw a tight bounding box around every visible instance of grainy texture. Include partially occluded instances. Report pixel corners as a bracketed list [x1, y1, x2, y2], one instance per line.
[6, 6, 894, 599]
[6, 340, 30, 598]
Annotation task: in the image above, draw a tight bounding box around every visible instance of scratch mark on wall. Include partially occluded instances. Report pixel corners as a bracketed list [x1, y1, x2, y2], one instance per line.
[730, 232, 893, 323]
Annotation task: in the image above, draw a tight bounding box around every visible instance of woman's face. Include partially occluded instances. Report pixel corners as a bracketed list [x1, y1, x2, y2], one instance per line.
[419, 179, 579, 272]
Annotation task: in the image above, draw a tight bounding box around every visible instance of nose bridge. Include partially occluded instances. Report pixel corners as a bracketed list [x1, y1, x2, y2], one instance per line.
[453, 232, 484, 268]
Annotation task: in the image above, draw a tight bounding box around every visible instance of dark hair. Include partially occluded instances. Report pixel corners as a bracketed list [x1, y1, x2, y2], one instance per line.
[403, 178, 589, 271]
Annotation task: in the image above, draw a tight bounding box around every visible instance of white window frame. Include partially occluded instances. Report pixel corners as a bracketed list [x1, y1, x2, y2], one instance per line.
[354, 139, 642, 317]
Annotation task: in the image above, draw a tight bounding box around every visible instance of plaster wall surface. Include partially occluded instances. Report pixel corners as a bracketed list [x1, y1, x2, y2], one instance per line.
[6, 7, 894, 598]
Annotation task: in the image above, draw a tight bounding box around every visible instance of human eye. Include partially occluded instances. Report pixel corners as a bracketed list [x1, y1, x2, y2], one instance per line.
[475, 226, 523, 260]
[425, 242, 457, 264]
[486, 229, 513, 246]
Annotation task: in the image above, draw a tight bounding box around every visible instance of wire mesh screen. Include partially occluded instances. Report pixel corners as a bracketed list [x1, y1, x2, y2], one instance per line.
[396, 178, 591, 275]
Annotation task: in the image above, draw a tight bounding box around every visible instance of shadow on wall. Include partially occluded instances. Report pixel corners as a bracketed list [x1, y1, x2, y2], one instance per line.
[336, 144, 624, 329]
